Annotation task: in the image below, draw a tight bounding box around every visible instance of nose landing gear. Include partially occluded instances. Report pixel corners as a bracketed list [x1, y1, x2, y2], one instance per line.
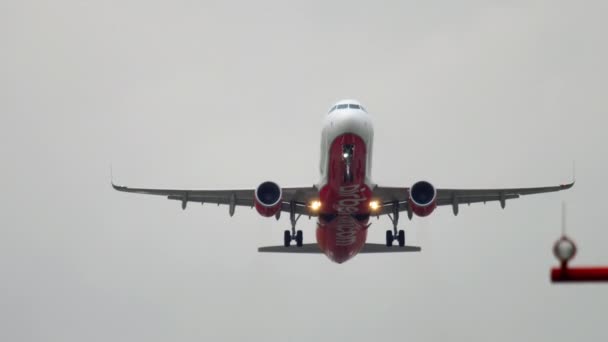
[386, 201, 406, 247]
[342, 144, 354, 183]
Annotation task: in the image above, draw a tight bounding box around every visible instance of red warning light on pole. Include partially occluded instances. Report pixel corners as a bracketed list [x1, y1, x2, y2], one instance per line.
[551, 203, 608, 283]
[551, 236, 608, 282]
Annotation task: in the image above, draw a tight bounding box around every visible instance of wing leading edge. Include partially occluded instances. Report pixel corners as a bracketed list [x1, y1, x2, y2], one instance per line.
[111, 182, 318, 216]
[372, 181, 575, 216]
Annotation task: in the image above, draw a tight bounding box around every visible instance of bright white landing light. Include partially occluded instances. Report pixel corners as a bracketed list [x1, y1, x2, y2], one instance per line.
[369, 200, 380, 211]
[310, 200, 322, 211]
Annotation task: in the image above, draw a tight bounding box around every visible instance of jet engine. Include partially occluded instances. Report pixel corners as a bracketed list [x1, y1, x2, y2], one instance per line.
[409, 180, 437, 217]
[254, 181, 283, 217]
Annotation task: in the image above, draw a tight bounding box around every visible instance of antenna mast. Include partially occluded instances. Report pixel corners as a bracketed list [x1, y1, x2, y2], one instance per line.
[561, 201, 566, 236]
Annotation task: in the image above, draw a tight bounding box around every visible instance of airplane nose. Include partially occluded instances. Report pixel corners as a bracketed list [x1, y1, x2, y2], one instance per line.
[329, 110, 372, 134]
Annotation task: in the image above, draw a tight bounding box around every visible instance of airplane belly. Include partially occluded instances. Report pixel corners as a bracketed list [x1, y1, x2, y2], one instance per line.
[316, 133, 372, 263]
[316, 219, 368, 264]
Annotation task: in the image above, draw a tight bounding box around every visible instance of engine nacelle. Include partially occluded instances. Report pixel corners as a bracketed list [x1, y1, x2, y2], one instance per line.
[409, 180, 437, 217]
[254, 181, 283, 217]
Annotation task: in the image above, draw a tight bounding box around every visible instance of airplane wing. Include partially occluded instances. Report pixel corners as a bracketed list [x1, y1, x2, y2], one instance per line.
[113, 179, 574, 218]
[372, 181, 575, 217]
[111, 182, 319, 217]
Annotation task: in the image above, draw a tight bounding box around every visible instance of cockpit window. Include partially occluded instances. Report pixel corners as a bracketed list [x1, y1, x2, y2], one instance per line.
[329, 103, 368, 114]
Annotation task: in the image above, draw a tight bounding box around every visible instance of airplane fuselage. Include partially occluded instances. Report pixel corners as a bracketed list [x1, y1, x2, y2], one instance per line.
[316, 100, 374, 263]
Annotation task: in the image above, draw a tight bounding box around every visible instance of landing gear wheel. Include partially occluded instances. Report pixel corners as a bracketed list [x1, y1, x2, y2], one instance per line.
[283, 230, 291, 247]
[386, 230, 394, 247]
[397, 230, 405, 247]
[295, 230, 303, 247]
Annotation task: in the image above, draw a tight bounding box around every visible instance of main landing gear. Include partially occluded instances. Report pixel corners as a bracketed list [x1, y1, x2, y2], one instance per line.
[386, 201, 406, 247]
[284, 201, 303, 247]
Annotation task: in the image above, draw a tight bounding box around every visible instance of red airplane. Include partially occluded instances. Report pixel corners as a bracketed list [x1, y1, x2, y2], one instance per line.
[113, 99, 574, 263]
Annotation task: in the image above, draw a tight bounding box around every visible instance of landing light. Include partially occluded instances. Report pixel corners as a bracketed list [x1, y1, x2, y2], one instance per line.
[343, 153, 349, 159]
[310, 200, 322, 211]
[369, 200, 380, 211]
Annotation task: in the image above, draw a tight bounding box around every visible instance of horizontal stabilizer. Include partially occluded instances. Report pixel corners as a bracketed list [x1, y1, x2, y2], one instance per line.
[257, 243, 421, 254]
[258, 244, 322, 254]
[360, 243, 421, 253]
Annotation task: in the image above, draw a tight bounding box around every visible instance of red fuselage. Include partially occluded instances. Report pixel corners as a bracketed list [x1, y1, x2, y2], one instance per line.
[316, 134, 372, 263]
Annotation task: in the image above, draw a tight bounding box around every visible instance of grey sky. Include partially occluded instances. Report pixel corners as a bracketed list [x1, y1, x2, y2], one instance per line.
[1, 0, 607, 341]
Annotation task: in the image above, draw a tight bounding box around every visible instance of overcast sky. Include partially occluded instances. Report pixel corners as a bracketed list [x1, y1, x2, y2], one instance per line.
[1, 0, 607, 341]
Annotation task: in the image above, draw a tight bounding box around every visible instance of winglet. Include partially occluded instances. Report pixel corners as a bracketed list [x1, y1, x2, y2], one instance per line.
[110, 164, 117, 187]
[559, 161, 576, 189]
[110, 164, 124, 190]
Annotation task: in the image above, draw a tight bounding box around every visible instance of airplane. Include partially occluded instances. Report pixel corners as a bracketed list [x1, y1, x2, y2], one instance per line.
[112, 99, 574, 263]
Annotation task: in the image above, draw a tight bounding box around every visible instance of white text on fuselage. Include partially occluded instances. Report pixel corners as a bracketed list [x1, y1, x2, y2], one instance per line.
[334, 184, 367, 246]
